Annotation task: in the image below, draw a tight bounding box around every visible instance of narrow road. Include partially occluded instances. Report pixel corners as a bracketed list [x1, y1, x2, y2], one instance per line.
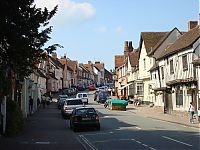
[77, 92, 200, 150]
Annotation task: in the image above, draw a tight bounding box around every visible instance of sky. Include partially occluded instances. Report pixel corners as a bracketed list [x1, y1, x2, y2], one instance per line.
[34, 0, 199, 70]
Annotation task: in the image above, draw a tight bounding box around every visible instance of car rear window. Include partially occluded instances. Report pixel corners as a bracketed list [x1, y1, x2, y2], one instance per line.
[67, 100, 83, 105]
[76, 108, 96, 115]
[83, 94, 87, 97]
[77, 94, 82, 98]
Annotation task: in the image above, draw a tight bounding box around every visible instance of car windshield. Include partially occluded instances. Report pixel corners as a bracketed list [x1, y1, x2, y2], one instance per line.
[60, 95, 68, 98]
[99, 92, 108, 97]
[67, 100, 83, 105]
[76, 108, 96, 115]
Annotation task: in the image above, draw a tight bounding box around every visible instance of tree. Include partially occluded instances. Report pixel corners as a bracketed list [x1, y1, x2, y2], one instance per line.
[0, 0, 61, 96]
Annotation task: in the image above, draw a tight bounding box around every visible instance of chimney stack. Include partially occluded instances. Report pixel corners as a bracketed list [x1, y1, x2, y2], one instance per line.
[128, 41, 133, 52]
[124, 41, 129, 56]
[188, 21, 198, 31]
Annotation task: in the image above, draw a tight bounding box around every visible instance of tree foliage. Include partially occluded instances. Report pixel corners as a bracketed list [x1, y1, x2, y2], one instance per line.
[0, 0, 60, 80]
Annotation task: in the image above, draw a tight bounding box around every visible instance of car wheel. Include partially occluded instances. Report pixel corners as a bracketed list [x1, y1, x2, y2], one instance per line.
[96, 124, 100, 131]
[73, 127, 77, 132]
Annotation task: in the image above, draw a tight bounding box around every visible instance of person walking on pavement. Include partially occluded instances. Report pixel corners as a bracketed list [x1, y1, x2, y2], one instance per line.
[188, 102, 195, 124]
[197, 107, 200, 127]
[29, 96, 34, 115]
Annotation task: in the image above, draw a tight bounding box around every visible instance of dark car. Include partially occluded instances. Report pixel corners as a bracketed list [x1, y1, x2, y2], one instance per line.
[70, 106, 100, 132]
[97, 91, 108, 103]
[57, 95, 68, 109]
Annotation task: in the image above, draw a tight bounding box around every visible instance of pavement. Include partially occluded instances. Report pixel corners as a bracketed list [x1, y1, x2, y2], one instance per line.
[0, 102, 84, 150]
[110, 96, 200, 129]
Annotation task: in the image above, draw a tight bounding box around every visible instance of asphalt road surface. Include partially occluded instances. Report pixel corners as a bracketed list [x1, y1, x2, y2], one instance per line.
[0, 91, 199, 150]
[77, 91, 200, 150]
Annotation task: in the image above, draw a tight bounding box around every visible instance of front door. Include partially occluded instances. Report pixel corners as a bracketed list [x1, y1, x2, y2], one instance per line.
[164, 90, 173, 114]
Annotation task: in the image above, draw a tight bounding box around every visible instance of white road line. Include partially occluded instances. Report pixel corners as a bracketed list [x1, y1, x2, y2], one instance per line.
[35, 142, 50, 144]
[162, 136, 193, 147]
[131, 139, 157, 150]
[79, 135, 97, 150]
[82, 132, 111, 136]
[135, 127, 141, 130]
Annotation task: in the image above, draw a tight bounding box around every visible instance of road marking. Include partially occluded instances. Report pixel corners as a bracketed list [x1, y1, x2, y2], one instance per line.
[135, 126, 141, 130]
[162, 136, 192, 147]
[82, 132, 111, 136]
[116, 126, 136, 130]
[79, 135, 97, 150]
[131, 139, 156, 150]
[35, 142, 50, 144]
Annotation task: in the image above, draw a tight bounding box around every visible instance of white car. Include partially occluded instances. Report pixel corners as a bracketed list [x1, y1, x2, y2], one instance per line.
[76, 93, 88, 104]
[61, 98, 84, 119]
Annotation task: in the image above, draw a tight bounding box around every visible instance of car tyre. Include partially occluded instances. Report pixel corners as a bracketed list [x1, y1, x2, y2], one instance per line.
[96, 124, 100, 131]
[73, 127, 78, 132]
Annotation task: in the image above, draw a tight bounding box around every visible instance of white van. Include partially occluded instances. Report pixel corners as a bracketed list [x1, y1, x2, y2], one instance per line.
[76, 93, 88, 104]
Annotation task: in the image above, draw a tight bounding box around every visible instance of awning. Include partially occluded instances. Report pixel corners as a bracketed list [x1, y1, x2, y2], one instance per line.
[119, 83, 132, 90]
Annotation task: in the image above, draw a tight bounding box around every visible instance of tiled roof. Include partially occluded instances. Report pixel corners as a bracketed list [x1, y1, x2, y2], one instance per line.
[83, 64, 93, 74]
[129, 49, 139, 67]
[158, 25, 200, 60]
[94, 63, 104, 71]
[67, 59, 77, 72]
[140, 32, 168, 54]
[115, 55, 124, 68]
[49, 56, 64, 69]
[147, 28, 183, 56]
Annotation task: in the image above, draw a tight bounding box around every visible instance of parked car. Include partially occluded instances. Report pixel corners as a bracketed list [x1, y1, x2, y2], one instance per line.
[97, 91, 108, 103]
[88, 85, 96, 91]
[70, 106, 100, 132]
[76, 93, 88, 104]
[57, 95, 68, 109]
[61, 98, 84, 119]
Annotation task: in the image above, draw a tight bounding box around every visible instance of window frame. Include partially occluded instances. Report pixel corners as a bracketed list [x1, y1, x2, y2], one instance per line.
[170, 59, 174, 74]
[182, 55, 188, 71]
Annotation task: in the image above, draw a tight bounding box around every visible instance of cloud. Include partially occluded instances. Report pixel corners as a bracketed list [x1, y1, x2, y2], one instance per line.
[34, 0, 95, 27]
[94, 26, 107, 33]
[114, 26, 123, 33]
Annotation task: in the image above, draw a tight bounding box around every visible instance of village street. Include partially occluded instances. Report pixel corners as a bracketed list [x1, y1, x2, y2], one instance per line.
[0, 92, 199, 150]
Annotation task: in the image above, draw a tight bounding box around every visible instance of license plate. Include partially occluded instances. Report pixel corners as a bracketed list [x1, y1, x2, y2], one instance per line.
[82, 117, 91, 121]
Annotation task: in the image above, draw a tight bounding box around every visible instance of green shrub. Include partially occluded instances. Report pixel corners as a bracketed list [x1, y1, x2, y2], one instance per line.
[5, 100, 24, 136]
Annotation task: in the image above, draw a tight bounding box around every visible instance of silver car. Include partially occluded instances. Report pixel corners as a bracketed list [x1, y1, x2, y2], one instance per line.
[61, 98, 84, 119]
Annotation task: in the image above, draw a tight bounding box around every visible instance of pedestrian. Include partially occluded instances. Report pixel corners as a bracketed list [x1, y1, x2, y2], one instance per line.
[37, 97, 40, 108]
[41, 95, 46, 108]
[198, 107, 200, 128]
[188, 102, 195, 124]
[29, 96, 33, 115]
